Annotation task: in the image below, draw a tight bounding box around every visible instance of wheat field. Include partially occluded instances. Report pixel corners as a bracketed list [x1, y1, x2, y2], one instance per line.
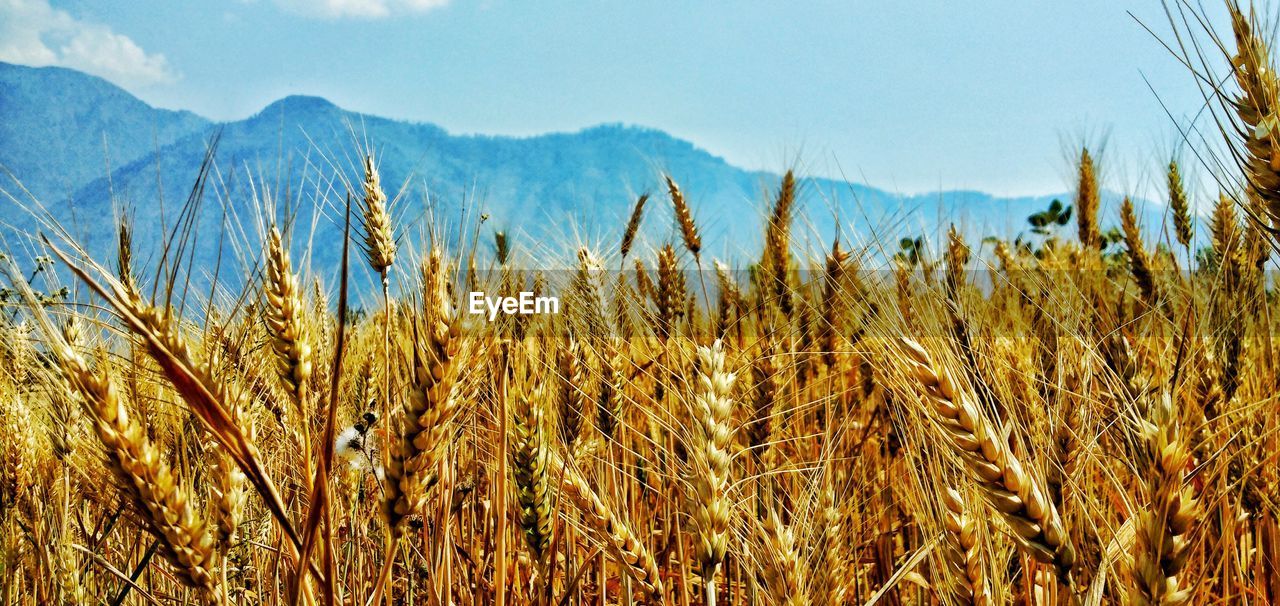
[2, 2, 1280, 605]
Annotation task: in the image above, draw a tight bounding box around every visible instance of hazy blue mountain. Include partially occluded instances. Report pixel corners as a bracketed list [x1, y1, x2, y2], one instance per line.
[0, 62, 209, 205]
[0, 62, 1167, 295]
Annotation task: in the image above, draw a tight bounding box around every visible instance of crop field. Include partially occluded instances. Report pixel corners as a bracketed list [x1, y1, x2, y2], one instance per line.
[2, 2, 1280, 605]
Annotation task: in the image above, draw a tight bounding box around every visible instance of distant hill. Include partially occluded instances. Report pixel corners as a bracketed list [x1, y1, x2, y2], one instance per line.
[0, 61, 1164, 295]
[0, 62, 208, 205]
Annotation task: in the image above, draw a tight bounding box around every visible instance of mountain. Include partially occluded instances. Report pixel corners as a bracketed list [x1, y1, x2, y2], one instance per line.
[0, 62, 1160, 295]
[0, 62, 209, 205]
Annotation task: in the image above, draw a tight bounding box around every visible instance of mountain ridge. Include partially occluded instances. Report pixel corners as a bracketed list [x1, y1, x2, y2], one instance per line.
[0, 61, 1165, 294]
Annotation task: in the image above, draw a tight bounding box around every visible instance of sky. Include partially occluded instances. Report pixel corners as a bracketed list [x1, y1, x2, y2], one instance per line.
[0, 0, 1239, 197]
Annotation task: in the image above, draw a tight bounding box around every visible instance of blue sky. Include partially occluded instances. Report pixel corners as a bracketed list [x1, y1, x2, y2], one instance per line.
[1, 0, 1232, 196]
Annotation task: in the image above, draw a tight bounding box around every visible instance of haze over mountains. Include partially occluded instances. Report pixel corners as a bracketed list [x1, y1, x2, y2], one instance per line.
[1, 61, 1152, 292]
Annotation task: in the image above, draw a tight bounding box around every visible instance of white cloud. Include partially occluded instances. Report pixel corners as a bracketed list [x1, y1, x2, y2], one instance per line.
[274, 0, 450, 19]
[0, 0, 178, 88]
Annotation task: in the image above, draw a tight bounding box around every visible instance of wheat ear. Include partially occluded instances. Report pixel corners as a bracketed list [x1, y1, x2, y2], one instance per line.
[264, 226, 313, 405]
[756, 508, 807, 606]
[555, 455, 665, 602]
[1127, 393, 1198, 606]
[807, 488, 847, 605]
[621, 192, 649, 261]
[942, 487, 992, 606]
[557, 338, 587, 450]
[384, 250, 464, 531]
[666, 175, 702, 256]
[57, 344, 223, 604]
[654, 243, 687, 341]
[360, 154, 397, 283]
[764, 170, 797, 316]
[1076, 148, 1101, 249]
[687, 340, 737, 606]
[1120, 197, 1158, 306]
[511, 377, 553, 568]
[898, 338, 1077, 577]
[596, 348, 624, 440]
[1168, 161, 1193, 250]
[747, 340, 778, 466]
[1226, 2, 1280, 239]
[819, 240, 848, 369]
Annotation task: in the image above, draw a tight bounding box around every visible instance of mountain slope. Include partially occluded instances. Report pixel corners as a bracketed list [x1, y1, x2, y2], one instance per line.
[0, 62, 209, 204]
